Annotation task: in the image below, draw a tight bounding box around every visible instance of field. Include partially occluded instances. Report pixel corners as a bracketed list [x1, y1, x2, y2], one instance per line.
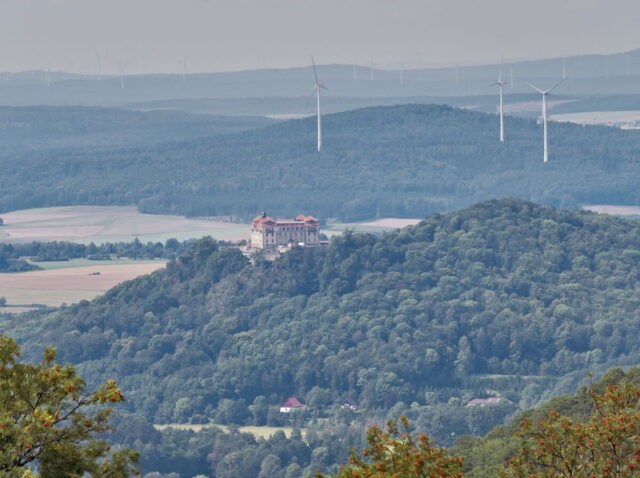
[551, 110, 640, 129]
[583, 205, 640, 216]
[154, 424, 306, 439]
[0, 260, 165, 308]
[324, 217, 422, 236]
[0, 206, 249, 244]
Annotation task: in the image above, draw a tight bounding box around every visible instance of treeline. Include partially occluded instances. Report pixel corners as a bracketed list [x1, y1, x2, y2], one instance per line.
[0, 238, 195, 270]
[2, 104, 640, 220]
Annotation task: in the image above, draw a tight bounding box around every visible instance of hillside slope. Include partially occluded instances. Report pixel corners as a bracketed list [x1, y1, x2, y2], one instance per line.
[0, 105, 270, 154]
[4, 199, 640, 431]
[1, 104, 640, 218]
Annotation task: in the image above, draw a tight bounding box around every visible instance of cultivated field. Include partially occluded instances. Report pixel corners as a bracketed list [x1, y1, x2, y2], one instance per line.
[0, 206, 249, 244]
[0, 260, 165, 308]
[583, 205, 640, 216]
[324, 217, 422, 236]
[551, 110, 640, 129]
[154, 424, 306, 439]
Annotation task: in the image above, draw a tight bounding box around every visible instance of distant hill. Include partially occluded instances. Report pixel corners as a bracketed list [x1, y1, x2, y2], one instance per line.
[2, 49, 640, 107]
[6, 199, 640, 434]
[0, 105, 271, 153]
[1, 103, 640, 219]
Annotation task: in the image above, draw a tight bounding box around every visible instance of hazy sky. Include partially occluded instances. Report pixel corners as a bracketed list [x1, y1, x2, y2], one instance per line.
[1, 0, 639, 74]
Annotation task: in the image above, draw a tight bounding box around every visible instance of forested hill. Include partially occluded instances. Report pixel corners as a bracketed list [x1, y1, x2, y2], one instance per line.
[0, 105, 270, 153]
[5, 199, 640, 429]
[1, 103, 639, 218]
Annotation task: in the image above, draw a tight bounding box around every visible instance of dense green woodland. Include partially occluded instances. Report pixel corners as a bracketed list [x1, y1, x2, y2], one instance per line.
[0, 106, 270, 154]
[4, 199, 640, 475]
[1, 104, 640, 219]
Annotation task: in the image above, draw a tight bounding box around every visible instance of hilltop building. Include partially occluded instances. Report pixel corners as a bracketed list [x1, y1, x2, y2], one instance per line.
[250, 213, 320, 251]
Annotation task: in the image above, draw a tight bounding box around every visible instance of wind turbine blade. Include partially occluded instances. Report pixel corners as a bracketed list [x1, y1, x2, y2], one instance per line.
[311, 56, 319, 84]
[304, 87, 317, 109]
[546, 78, 566, 93]
[527, 82, 545, 94]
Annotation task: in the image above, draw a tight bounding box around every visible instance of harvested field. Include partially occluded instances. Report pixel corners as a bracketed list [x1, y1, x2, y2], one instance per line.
[0, 261, 165, 308]
[0, 206, 249, 244]
[583, 205, 640, 216]
[324, 217, 422, 237]
[359, 218, 422, 228]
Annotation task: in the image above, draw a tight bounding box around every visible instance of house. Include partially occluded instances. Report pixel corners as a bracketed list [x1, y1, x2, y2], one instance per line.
[340, 399, 357, 410]
[250, 213, 320, 251]
[280, 397, 305, 413]
[466, 397, 511, 407]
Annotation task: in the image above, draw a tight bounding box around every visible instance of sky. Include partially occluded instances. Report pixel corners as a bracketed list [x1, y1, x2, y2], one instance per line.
[1, 0, 639, 74]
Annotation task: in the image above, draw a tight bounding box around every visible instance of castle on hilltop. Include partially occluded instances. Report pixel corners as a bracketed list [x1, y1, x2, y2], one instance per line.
[250, 213, 320, 251]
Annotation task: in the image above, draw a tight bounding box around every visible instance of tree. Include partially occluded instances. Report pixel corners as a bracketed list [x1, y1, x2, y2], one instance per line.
[315, 416, 464, 478]
[500, 383, 640, 478]
[0, 297, 5, 307]
[0, 335, 139, 477]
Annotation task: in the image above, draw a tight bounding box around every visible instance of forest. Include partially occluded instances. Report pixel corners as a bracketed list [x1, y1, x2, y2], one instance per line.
[1, 104, 640, 220]
[4, 199, 640, 474]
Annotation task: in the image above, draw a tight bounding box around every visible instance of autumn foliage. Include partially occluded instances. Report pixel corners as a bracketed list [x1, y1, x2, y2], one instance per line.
[0, 335, 139, 477]
[315, 415, 464, 478]
[501, 383, 640, 478]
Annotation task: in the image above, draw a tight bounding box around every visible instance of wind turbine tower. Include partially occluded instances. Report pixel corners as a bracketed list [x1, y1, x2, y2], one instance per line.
[114, 60, 127, 89]
[370, 61, 374, 81]
[95, 51, 106, 82]
[311, 57, 327, 152]
[178, 59, 188, 82]
[491, 72, 507, 142]
[528, 79, 565, 163]
[353, 60, 357, 81]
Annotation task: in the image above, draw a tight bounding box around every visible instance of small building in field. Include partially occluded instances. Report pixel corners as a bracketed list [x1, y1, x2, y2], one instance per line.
[466, 397, 511, 407]
[251, 213, 320, 251]
[280, 397, 305, 413]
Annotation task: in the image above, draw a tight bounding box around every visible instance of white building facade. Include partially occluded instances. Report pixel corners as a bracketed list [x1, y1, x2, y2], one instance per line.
[250, 213, 320, 251]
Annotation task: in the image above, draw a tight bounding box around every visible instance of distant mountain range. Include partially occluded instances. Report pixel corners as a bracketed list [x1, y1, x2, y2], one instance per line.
[1, 48, 640, 108]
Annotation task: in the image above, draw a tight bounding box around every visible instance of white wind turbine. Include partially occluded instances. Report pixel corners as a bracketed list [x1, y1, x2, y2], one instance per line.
[95, 51, 106, 82]
[528, 79, 565, 163]
[177, 59, 188, 82]
[114, 60, 127, 89]
[491, 71, 507, 142]
[311, 57, 327, 152]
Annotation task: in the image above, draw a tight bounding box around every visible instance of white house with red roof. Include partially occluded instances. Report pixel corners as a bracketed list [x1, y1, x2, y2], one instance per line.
[250, 213, 320, 251]
[279, 397, 305, 413]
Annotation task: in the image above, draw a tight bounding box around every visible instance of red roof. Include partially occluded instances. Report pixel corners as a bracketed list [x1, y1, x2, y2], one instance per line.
[281, 397, 304, 408]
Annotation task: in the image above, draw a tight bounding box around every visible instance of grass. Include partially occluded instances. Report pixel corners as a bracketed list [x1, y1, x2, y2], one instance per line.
[154, 424, 306, 439]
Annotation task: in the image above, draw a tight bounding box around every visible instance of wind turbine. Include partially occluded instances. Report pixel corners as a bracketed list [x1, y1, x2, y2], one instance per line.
[370, 61, 374, 81]
[95, 51, 106, 82]
[177, 59, 188, 82]
[114, 60, 127, 89]
[311, 57, 326, 152]
[353, 60, 357, 81]
[491, 71, 507, 142]
[528, 79, 565, 163]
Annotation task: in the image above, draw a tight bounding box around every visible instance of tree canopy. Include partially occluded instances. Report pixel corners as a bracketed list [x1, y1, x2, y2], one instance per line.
[0, 335, 138, 477]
